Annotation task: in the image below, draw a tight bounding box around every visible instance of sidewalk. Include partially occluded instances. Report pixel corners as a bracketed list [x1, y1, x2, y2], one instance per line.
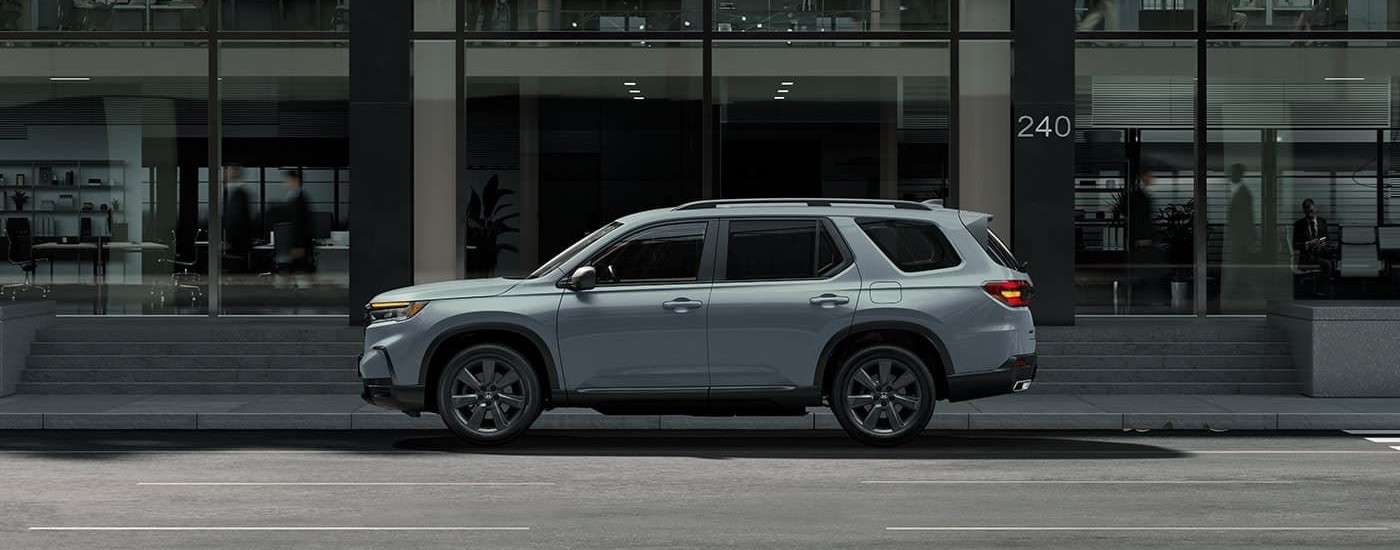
[3, 393, 1400, 430]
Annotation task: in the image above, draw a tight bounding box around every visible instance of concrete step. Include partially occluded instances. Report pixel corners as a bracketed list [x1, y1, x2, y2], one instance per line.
[1035, 342, 1289, 356]
[1037, 355, 1292, 369]
[21, 369, 360, 384]
[1036, 320, 1287, 343]
[30, 342, 362, 356]
[1036, 369, 1298, 384]
[28, 355, 356, 368]
[36, 327, 364, 343]
[15, 382, 361, 395]
[1026, 382, 1300, 395]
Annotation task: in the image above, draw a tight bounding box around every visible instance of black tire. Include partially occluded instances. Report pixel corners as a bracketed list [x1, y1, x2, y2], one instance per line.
[830, 344, 936, 447]
[436, 344, 543, 446]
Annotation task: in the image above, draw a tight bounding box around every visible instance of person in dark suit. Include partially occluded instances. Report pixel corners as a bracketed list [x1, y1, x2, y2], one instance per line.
[1292, 198, 1333, 296]
[222, 165, 254, 273]
[281, 170, 316, 275]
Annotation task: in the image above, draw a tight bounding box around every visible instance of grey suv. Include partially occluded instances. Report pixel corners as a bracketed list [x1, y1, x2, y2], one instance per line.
[360, 199, 1036, 446]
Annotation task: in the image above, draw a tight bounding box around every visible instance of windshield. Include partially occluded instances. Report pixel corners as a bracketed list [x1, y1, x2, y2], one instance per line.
[527, 222, 623, 279]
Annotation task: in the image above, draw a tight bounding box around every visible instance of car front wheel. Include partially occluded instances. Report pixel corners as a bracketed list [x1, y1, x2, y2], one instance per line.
[437, 344, 543, 446]
[830, 345, 936, 447]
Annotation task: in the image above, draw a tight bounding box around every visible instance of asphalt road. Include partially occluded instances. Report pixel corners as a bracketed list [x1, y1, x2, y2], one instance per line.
[2, 429, 1400, 549]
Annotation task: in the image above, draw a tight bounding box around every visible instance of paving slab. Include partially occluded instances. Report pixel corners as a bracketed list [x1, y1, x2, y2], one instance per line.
[968, 413, 1124, 430]
[1123, 413, 1278, 431]
[1080, 395, 1228, 413]
[1194, 395, 1356, 414]
[226, 395, 365, 414]
[44, 413, 197, 429]
[0, 395, 146, 413]
[105, 395, 255, 414]
[0, 413, 43, 429]
[966, 394, 1106, 414]
[196, 413, 351, 430]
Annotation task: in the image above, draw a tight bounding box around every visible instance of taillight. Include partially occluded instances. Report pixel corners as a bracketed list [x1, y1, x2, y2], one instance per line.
[983, 280, 1033, 307]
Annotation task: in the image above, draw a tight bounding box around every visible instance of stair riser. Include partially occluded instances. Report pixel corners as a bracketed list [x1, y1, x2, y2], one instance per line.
[1036, 342, 1289, 356]
[30, 343, 362, 356]
[1027, 383, 1299, 395]
[28, 355, 357, 368]
[1036, 323, 1287, 343]
[15, 383, 362, 395]
[1038, 355, 1292, 369]
[1037, 370, 1298, 384]
[37, 328, 365, 343]
[22, 370, 360, 384]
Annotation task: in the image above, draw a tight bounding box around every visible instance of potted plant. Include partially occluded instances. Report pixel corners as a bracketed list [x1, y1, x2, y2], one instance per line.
[10, 190, 29, 211]
[463, 175, 519, 278]
[1157, 199, 1195, 311]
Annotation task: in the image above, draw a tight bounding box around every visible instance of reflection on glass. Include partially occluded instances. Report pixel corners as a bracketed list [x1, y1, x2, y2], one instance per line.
[463, 43, 702, 278]
[716, 0, 948, 31]
[1207, 41, 1399, 312]
[0, 42, 209, 314]
[2, 0, 207, 31]
[715, 42, 950, 203]
[221, 0, 349, 31]
[220, 42, 349, 314]
[1075, 0, 1197, 31]
[1074, 40, 1196, 315]
[1208, 0, 1400, 31]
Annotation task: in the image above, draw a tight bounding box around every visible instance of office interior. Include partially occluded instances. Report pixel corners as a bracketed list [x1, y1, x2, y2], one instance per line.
[1, 0, 1399, 317]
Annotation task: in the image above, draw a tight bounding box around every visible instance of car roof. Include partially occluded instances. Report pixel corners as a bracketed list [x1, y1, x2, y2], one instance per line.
[615, 199, 987, 228]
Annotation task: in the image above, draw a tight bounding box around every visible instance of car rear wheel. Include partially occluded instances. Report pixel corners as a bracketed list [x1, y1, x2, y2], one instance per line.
[437, 344, 542, 446]
[830, 345, 935, 447]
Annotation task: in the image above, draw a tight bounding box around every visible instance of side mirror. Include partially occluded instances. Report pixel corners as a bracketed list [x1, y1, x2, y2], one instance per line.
[563, 266, 597, 291]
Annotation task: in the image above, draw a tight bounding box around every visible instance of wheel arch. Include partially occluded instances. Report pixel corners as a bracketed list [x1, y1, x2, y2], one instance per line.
[420, 323, 562, 413]
[815, 321, 952, 401]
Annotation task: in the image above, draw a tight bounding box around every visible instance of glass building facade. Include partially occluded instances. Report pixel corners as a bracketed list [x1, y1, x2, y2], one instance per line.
[0, 0, 1397, 320]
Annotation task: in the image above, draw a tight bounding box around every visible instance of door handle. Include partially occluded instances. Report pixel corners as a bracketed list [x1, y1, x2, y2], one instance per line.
[662, 298, 703, 313]
[809, 293, 850, 308]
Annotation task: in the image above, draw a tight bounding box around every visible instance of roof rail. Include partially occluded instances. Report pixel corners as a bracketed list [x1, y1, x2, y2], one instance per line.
[674, 198, 932, 211]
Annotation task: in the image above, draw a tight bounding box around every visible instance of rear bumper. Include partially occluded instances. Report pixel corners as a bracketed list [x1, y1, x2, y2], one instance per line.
[944, 354, 1037, 402]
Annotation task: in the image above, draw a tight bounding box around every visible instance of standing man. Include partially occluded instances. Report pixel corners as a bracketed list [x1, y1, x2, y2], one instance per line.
[222, 164, 254, 273]
[281, 170, 316, 278]
[1292, 198, 1333, 296]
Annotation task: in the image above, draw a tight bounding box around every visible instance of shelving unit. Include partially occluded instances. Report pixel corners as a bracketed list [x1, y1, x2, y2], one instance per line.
[0, 160, 128, 238]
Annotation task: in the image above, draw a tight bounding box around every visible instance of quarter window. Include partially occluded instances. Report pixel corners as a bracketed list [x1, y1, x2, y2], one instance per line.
[725, 220, 845, 281]
[588, 222, 707, 284]
[857, 219, 961, 272]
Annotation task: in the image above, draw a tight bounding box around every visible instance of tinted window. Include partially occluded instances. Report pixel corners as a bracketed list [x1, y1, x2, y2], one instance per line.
[983, 229, 1021, 270]
[725, 220, 845, 280]
[857, 219, 961, 272]
[589, 222, 706, 284]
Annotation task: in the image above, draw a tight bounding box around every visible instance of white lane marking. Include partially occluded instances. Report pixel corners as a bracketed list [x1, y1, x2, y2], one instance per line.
[885, 527, 1388, 532]
[138, 482, 555, 487]
[30, 527, 530, 532]
[1344, 430, 1400, 435]
[1365, 438, 1400, 444]
[0, 450, 438, 455]
[863, 480, 1292, 485]
[1189, 450, 1397, 454]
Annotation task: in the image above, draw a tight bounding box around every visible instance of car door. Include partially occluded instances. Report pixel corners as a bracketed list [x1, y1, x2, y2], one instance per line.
[706, 218, 860, 391]
[556, 220, 716, 395]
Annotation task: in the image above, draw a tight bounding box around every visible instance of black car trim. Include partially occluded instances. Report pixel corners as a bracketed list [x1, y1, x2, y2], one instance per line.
[418, 323, 562, 393]
[813, 320, 955, 393]
[944, 355, 1038, 403]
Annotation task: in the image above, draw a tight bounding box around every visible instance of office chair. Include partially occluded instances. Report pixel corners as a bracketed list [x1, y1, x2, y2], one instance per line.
[1338, 226, 1382, 279]
[3, 218, 49, 300]
[153, 228, 203, 307]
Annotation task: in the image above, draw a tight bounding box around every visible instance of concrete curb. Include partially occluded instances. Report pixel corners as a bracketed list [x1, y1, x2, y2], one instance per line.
[6, 410, 1400, 430]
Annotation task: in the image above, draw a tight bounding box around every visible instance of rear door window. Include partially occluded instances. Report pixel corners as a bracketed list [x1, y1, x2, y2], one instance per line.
[724, 219, 846, 281]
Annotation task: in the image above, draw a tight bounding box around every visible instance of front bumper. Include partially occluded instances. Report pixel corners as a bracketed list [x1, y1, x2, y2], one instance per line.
[358, 348, 426, 413]
[361, 378, 427, 413]
[944, 354, 1037, 402]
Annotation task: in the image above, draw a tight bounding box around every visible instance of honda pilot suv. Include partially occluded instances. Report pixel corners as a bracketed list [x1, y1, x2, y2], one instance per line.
[360, 199, 1036, 446]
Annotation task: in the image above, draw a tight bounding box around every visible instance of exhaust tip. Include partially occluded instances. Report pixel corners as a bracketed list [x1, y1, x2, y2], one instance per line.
[1012, 380, 1032, 392]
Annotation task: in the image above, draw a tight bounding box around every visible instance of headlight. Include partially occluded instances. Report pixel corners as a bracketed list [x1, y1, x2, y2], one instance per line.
[366, 301, 427, 324]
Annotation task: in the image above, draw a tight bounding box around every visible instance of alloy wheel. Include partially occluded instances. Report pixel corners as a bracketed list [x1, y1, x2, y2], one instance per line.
[843, 358, 924, 435]
[447, 357, 529, 435]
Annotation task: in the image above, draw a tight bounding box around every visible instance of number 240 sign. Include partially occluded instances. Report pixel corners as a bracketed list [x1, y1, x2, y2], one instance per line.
[1016, 115, 1072, 139]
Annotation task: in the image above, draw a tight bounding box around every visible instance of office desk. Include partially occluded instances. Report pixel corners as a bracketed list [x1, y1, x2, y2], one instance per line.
[33, 241, 169, 282]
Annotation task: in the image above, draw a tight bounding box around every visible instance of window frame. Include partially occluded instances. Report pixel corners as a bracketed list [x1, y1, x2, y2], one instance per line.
[854, 217, 964, 274]
[569, 219, 718, 287]
[714, 216, 854, 283]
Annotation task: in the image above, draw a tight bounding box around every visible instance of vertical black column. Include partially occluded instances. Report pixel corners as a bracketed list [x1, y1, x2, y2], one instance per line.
[349, 0, 413, 322]
[1012, 0, 1075, 325]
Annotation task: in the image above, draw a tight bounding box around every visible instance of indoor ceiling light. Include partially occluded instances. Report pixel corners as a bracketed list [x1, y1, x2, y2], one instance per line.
[773, 96, 785, 100]
[49, 77, 90, 82]
[780, 81, 794, 86]
[628, 90, 642, 94]
[1324, 77, 1364, 81]
[633, 96, 645, 100]
[777, 89, 789, 93]
[624, 81, 636, 86]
